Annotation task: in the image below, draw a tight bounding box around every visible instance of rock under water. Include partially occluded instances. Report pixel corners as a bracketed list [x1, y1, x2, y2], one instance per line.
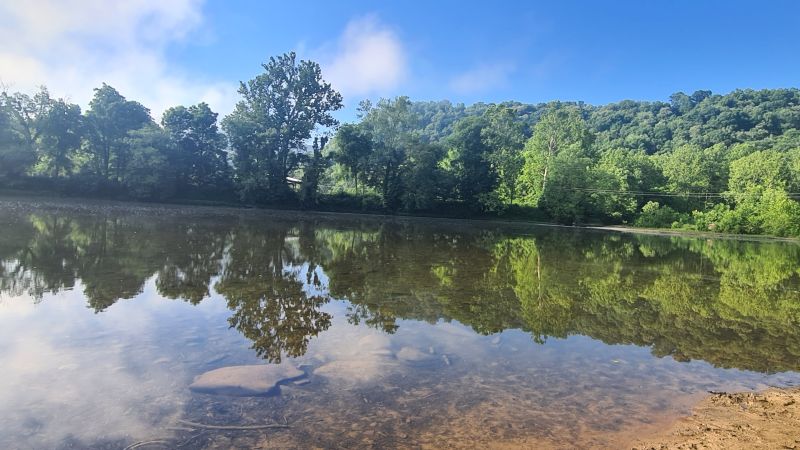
[189, 364, 304, 397]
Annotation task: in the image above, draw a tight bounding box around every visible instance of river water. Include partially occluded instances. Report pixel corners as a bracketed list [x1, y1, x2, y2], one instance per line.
[0, 198, 798, 449]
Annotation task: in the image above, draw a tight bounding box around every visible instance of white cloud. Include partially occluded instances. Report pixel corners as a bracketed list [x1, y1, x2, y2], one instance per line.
[318, 15, 407, 99]
[0, 0, 237, 120]
[449, 62, 516, 95]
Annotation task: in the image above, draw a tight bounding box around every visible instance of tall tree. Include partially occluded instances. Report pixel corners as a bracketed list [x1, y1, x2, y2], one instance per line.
[402, 141, 445, 210]
[482, 105, 526, 207]
[0, 98, 34, 180]
[1, 87, 53, 154]
[658, 143, 727, 211]
[358, 96, 419, 209]
[300, 136, 329, 206]
[162, 103, 230, 189]
[84, 84, 152, 181]
[519, 105, 595, 222]
[330, 123, 373, 194]
[222, 52, 343, 203]
[0, 87, 53, 178]
[38, 99, 83, 177]
[122, 124, 177, 200]
[441, 115, 496, 208]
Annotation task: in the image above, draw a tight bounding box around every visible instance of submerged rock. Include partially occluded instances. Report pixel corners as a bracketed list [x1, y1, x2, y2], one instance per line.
[189, 364, 304, 396]
[396, 346, 432, 362]
[356, 334, 392, 352]
[314, 359, 399, 384]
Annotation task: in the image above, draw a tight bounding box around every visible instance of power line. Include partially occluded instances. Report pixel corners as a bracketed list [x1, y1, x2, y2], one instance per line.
[563, 187, 800, 198]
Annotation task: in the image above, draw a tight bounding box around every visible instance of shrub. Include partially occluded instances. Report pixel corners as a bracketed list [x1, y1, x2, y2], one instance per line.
[634, 201, 684, 228]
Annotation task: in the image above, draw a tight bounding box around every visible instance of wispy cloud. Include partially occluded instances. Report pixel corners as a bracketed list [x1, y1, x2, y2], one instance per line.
[449, 62, 516, 95]
[317, 15, 407, 100]
[450, 63, 516, 94]
[531, 54, 567, 80]
[0, 0, 237, 119]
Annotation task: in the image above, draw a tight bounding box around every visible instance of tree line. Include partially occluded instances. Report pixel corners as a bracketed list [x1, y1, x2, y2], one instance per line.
[2, 52, 800, 236]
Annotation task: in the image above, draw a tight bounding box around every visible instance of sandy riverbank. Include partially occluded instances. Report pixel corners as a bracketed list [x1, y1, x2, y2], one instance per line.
[633, 387, 800, 449]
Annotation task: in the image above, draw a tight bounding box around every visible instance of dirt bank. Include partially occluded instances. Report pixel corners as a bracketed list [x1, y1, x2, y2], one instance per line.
[633, 387, 800, 449]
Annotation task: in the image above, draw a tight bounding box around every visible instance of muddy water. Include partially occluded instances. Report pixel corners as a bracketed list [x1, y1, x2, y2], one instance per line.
[0, 198, 799, 449]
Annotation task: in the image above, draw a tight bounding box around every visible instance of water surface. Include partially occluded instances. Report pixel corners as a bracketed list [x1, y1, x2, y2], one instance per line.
[1, 198, 799, 449]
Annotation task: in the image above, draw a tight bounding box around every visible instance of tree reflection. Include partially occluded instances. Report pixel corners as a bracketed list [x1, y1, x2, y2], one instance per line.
[214, 224, 331, 363]
[1, 205, 799, 372]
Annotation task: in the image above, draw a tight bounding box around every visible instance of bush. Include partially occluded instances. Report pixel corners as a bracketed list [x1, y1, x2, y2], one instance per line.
[691, 204, 748, 234]
[634, 201, 685, 228]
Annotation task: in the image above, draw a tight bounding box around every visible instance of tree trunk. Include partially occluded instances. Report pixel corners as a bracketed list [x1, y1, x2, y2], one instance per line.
[541, 134, 557, 194]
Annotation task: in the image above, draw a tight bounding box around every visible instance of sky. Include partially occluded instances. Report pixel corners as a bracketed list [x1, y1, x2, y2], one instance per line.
[1, 0, 798, 120]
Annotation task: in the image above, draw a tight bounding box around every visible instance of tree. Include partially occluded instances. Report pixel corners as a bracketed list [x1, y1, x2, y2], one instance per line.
[162, 103, 230, 189]
[300, 136, 329, 206]
[728, 150, 789, 195]
[594, 149, 664, 221]
[0, 87, 53, 179]
[716, 150, 800, 237]
[38, 99, 83, 177]
[215, 226, 332, 362]
[441, 115, 496, 208]
[519, 105, 595, 222]
[482, 105, 525, 207]
[358, 96, 419, 209]
[401, 141, 445, 210]
[330, 123, 373, 194]
[657, 143, 727, 211]
[1, 87, 53, 154]
[123, 124, 177, 199]
[222, 52, 343, 203]
[84, 84, 152, 181]
[0, 98, 34, 181]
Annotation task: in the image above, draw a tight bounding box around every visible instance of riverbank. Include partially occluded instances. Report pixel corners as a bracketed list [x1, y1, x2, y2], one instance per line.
[1, 189, 798, 243]
[593, 225, 800, 243]
[634, 387, 800, 449]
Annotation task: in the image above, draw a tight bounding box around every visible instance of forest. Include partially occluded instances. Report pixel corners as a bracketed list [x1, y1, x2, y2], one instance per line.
[1, 52, 800, 236]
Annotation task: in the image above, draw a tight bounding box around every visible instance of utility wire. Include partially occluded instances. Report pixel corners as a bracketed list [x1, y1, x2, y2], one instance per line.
[564, 187, 800, 198]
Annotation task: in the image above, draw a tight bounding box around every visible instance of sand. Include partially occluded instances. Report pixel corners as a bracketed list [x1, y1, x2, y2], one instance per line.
[633, 387, 800, 449]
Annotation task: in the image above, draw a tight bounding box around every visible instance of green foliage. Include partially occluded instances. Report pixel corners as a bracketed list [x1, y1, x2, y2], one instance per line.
[300, 136, 329, 206]
[592, 149, 664, 221]
[85, 84, 152, 180]
[635, 201, 685, 228]
[728, 150, 790, 193]
[0, 59, 799, 238]
[0, 100, 34, 180]
[656, 143, 728, 211]
[482, 106, 526, 207]
[356, 96, 419, 209]
[162, 103, 230, 189]
[37, 99, 84, 177]
[222, 52, 343, 204]
[329, 123, 373, 194]
[0, 87, 51, 180]
[519, 105, 595, 223]
[402, 141, 445, 210]
[441, 115, 496, 207]
[123, 125, 177, 200]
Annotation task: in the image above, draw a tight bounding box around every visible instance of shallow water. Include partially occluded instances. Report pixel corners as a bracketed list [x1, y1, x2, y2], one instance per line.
[1, 198, 799, 449]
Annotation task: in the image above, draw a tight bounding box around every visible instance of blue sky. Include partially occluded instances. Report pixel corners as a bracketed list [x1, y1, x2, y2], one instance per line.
[1, 0, 798, 119]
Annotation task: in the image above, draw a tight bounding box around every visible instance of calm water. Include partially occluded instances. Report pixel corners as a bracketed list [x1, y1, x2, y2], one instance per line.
[1, 198, 799, 449]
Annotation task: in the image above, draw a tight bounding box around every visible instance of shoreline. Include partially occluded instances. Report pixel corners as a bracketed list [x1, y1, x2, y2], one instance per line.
[590, 225, 800, 243]
[0, 190, 798, 243]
